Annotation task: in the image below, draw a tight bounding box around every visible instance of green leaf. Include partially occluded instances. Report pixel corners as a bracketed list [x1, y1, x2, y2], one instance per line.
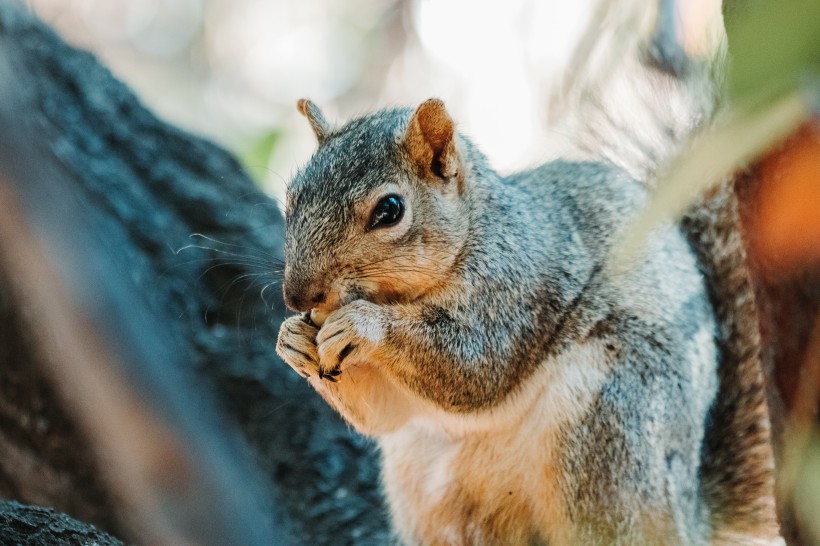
[611, 90, 811, 272]
[238, 130, 281, 185]
[726, 0, 820, 106]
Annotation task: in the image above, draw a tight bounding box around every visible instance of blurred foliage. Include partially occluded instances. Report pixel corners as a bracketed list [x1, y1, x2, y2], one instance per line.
[792, 432, 820, 541]
[617, 0, 820, 267]
[726, 0, 820, 108]
[238, 130, 281, 185]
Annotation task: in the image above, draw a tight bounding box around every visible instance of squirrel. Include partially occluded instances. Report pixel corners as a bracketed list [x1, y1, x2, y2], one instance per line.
[275, 97, 783, 545]
[275, 8, 783, 544]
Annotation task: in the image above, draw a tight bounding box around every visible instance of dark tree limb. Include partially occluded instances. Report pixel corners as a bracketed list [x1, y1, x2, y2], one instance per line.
[0, 500, 122, 546]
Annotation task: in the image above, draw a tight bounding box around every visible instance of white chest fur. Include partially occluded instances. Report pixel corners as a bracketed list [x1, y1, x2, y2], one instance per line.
[378, 340, 612, 546]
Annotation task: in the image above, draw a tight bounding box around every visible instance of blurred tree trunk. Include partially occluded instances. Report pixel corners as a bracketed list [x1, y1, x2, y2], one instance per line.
[0, 269, 123, 538]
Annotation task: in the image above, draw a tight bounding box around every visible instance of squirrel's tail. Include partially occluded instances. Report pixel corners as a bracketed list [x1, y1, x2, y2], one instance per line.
[554, 0, 782, 539]
[682, 179, 781, 541]
[547, 0, 724, 182]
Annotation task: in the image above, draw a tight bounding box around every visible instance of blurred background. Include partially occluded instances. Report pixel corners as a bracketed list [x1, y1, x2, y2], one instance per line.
[27, 0, 596, 203]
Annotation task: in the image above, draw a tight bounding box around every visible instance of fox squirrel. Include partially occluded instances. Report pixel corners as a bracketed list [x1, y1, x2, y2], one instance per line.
[275, 96, 783, 544]
[275, 5, 783, 539]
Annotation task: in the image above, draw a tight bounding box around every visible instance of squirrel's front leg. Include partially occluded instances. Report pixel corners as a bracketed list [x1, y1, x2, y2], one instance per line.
[276, 314, 319, 379]
[277, 302, 416, 435]
[315, 300, 392, 377]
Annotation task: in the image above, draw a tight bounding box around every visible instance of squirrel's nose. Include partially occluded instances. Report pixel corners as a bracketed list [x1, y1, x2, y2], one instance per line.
[282, 280, 326, 312]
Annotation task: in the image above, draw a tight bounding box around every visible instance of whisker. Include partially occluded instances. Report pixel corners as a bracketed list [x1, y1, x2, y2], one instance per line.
[177, 233, 285, 264]
[260, 282, 281, 309]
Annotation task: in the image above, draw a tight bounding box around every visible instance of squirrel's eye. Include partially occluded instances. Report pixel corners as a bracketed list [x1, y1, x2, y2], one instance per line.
[369, 194, 404, 229]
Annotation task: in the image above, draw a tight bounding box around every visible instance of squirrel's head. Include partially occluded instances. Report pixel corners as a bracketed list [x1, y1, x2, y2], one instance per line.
[282, 98, 475, 316]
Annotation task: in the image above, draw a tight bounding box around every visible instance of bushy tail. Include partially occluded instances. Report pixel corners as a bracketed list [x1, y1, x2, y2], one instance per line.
[548, 0, 724, 182]
[551, 0, 781, 539]
[682, 182, 781, 541]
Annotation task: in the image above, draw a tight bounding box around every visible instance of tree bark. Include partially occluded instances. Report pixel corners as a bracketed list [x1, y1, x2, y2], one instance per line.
[0, 500, 122, 546]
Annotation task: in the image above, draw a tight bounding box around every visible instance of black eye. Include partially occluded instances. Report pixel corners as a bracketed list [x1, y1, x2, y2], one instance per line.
[369, 194, 405, 229]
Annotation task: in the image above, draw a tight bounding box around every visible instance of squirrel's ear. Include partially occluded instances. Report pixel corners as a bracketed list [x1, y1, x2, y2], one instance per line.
[403, 98, 460, 181]
[297, 98, 332, 143]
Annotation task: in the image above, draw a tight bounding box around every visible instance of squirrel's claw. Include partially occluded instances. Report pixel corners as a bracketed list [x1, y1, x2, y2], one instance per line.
[337, 343, 356, 365]
[317, 343, 357, 382]
[318, 366, 342, 382]
[277, 314, 321, 380]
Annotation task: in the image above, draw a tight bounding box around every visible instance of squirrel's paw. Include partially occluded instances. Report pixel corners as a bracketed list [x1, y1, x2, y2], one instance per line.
[315, 300, 386, 380]
[276, 314, 320, 379]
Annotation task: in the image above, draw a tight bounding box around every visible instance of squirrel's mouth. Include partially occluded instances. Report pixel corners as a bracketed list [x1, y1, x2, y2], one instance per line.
[308, 283, 383, 326]
[307, 281, 414, 327]
[308, 286, 353, 326]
